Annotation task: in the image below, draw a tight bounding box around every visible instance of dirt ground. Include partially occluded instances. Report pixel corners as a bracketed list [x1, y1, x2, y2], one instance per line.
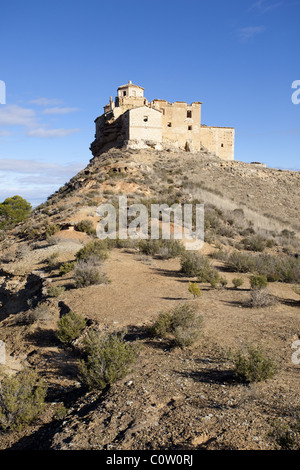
[0, 244, 299, 450]
[0, 148, 299, 450]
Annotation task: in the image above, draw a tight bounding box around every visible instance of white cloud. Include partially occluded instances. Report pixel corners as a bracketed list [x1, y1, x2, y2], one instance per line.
[0, 104, 80, 138]
[0, 158, 82, 176]
[0, 104, 38, 127]
[27, 127, 80, 138]
[0, 129, 11, 136]
[249, 0, 282, 12]
[42, 106, 79, 115]
[0, 158, 84, 206]
[29, 97, 64, 106]
[237, 26, 265, 42]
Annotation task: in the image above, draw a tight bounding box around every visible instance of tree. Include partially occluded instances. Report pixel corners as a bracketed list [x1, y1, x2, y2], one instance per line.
[0, 195, 32, 230]
[188, 281, 202, 299]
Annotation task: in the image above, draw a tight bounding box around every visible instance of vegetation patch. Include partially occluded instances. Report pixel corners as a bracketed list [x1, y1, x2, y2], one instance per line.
[0, 368, 47, 431]
[78, 330, 138, 390]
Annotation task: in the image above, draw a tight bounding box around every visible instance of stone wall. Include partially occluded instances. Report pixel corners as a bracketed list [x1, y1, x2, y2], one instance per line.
[125, 106, 162, 149]
[152, 100, 202, 151]
[200, 126, 235, 161]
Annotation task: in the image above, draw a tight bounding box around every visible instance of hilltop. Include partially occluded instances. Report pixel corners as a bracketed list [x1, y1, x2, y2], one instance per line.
[0, 148, 299, 450]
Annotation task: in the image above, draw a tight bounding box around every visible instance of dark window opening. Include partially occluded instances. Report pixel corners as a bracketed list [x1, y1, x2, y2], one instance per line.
[187, 110, 192, 118]
[221, 143, 224, 147]
[188, 125, 192, 131]
[123, 91, 127, 96]
[144, 116, 148, 122]
[168, 122, 172, 127]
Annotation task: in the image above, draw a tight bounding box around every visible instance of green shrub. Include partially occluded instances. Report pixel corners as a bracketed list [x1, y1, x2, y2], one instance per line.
[57, 311, 86, 345]
[78, 330, 138, 390]
[138, 239, 184, 259]
[47, 285, 65, 297]
[223, 251, 300, 284]
[158, 240, 185, 259]
[59, 261, 74, 276]
[148, 312, 172, 338]
[45, 251, 60, 269]
[45, 223, 59, 237]
[170, 304, 203, 348]
[242, 234, 266, 252]
[180, 251, 210, 277]
[0, 368, 47, 431]
[232, 277, 244, 289]
[270, 420, 300, 450]
[74, 260, 100, 287]
[75, 240, 109, 263]
[74, 219, 96, 235]
[232, 345, 277, 383]
[226, 251, 256, 273]
[149, 303, 202, 348]
[249, 274, 268, 290]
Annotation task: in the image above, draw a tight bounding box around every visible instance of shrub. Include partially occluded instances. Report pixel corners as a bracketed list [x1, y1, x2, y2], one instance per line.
[0, 368, 47, 431]
[74, 219, 96, 235]
[270, 420, 300, 450]
[232, 277, 244, 289]
[29, 303, 53, 324]
[249, 274, 268, 290]
[226, 251, 256, 273]
[188, 281, 202, 298]
[74, 260, 109, 288]
[219, 276, 228, 288]
[170, 304, 203, 348]
[242, 234, 266, 252]
[47, 285, 65, 297]
[148, 312, 172, 338]
[45, 251, 60, 270]
[45, 223, 59, 237]
[180, 251, 210, 277]
[75, 240, 109, 263]
[57, 311, 86, 345]
[138, 239, 184, 259]
[149, 303, 202, 348]
[78, 330, 138, 390]
[59, 261, 74, 276]
[158, 240, 185, 259]
[224, 251, 300, 284]
[248, 288, 277, 308]
[232, 345, 277, 383]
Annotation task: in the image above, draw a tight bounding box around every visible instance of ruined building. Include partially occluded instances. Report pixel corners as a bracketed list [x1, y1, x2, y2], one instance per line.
[90, 81, 235, 160]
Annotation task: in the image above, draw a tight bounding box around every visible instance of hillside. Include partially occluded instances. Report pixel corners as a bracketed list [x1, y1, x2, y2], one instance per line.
[0, 148, 299, 450]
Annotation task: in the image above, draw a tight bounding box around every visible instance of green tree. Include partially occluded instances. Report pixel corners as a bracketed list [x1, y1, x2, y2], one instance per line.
[0, 195, 32, 230]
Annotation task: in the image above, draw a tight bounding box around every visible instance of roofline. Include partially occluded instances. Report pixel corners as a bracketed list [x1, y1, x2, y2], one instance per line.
[118, 83, 144, 90]
[125, 105, 162, 113]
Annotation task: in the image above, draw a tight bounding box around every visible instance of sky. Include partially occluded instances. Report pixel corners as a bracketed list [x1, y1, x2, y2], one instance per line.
[0, 0, 299, 207]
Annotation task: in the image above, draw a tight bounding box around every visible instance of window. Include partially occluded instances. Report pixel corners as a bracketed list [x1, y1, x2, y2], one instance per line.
[187, 110, 192, 118]
[144, 116, 148, 122]
[123, 91, 127, 96]
[188, 125, 192, 131]
[167, 122, 172, 127]
[221, 143, 224, 147]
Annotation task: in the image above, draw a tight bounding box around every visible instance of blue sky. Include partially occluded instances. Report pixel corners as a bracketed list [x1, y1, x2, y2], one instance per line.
[0, 0, 299, 206]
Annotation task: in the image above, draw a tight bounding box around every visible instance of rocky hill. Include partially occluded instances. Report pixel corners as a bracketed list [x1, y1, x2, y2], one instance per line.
[0, 148, 299, 450]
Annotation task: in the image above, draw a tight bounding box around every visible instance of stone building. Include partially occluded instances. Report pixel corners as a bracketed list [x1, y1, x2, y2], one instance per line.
[90, 81, 234, 160]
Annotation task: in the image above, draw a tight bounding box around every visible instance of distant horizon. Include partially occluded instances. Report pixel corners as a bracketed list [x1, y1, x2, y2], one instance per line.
[1, 0, 299, 206]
